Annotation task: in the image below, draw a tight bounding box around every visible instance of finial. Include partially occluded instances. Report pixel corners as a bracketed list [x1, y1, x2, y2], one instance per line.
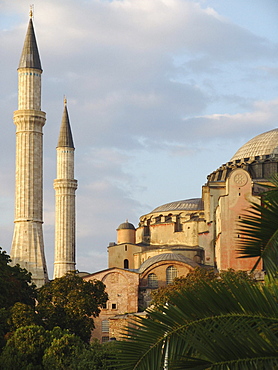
[29, 4, 34, 19]
[64, 96, 67, 106]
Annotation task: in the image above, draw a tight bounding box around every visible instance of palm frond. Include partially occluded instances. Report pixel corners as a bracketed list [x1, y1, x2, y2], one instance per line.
[116, 278, 278, 369]
[237, 199, 278, 278]
[237, 174, 278, 278]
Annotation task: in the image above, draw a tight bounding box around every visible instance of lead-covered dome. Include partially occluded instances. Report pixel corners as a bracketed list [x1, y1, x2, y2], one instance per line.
[151, 198, 203, 213]
[231, 128, 278, 161]
[117, 221, 135, 230]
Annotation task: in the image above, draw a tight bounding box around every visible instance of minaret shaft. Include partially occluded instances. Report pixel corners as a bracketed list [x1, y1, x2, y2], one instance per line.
[10, 18, 48, 288]
[13, 110, 45, 221]
[18, 68, 42, 110]
[53, 105, 77, 279]
[57, 149, 75, 179]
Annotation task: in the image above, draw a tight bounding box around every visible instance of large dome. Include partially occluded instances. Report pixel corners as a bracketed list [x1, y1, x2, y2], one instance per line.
[231, 128, 278, 161]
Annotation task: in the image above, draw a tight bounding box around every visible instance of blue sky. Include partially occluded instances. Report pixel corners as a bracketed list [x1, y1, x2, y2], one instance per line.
[0, 0, 278, 276]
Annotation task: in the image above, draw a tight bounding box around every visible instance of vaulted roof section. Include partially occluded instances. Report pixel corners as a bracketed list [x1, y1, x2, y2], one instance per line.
[138, 253, 199, 273]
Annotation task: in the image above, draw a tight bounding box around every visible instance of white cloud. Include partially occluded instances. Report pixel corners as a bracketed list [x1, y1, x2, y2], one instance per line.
[184, 98, 278, 142]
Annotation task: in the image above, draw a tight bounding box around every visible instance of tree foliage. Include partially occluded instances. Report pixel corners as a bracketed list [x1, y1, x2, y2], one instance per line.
[0, 326, 120, 370]
[0, 248, 36, 309]
[8, 302, 38, 330]
[0, 325, 49, 369]
[36, 273, 108, 342]
[0, 248, 37, 350]
[43, 337, 120, 370]
[77, 340, 120, 370]
[42, 333, 86, 369]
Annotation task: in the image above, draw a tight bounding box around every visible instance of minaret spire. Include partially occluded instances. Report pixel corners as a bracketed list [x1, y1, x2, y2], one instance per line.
[10, 15, 48, 287]
[57, 98, 74, 148]
[30, 4, 34, 19]
[18, 15, 42, 71]
[53, 100, 78, 279]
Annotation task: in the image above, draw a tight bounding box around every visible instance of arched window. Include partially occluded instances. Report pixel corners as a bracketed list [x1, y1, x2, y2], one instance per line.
[193, 255, 201, 263]
[148, 273, 158, 288]
[166, 265, 177, 285]
[102, 320, 109, 333]
[124, 259, 129, 269]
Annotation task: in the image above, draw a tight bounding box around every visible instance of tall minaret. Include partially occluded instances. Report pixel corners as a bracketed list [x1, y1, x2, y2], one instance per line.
[10, 11, 48, 288]
[53, 99, 78, 279]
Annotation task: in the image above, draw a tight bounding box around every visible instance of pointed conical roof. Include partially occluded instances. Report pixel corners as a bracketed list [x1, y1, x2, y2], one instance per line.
[18, 18, 42, 70]
[57, 103, 75, 148]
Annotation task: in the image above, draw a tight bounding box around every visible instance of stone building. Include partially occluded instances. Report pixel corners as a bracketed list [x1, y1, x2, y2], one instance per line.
[83, 268, 139, 341]
[86, 128, 277, 342]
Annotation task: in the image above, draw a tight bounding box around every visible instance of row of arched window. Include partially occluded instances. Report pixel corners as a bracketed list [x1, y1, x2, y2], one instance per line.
[147, 265, 177, 288]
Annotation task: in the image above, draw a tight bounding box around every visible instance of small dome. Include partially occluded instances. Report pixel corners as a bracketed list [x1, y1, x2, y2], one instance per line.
[151, 198, 203, 213]
[231, 128, 278, 161]
[117, 221, 135, 230]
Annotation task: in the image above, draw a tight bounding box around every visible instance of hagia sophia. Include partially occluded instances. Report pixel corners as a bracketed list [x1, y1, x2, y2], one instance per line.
[86, 128, 274, 341]
[8, 13, 277, 342]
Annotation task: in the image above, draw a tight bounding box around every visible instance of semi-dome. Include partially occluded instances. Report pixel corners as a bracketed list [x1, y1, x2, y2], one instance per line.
[117, 221, 135, 230]
[151, 198, 203, 213]
[231, 128, 278, 161]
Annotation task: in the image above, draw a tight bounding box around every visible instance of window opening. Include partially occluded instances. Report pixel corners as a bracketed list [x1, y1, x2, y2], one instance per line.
[148, 273, 158, 288]
[102, 320, 109, 332]
[166, 266, 177, 285]
[102, 336, 109, 343]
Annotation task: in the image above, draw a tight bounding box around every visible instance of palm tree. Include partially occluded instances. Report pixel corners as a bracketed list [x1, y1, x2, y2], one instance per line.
[116, 274, 278, 369]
